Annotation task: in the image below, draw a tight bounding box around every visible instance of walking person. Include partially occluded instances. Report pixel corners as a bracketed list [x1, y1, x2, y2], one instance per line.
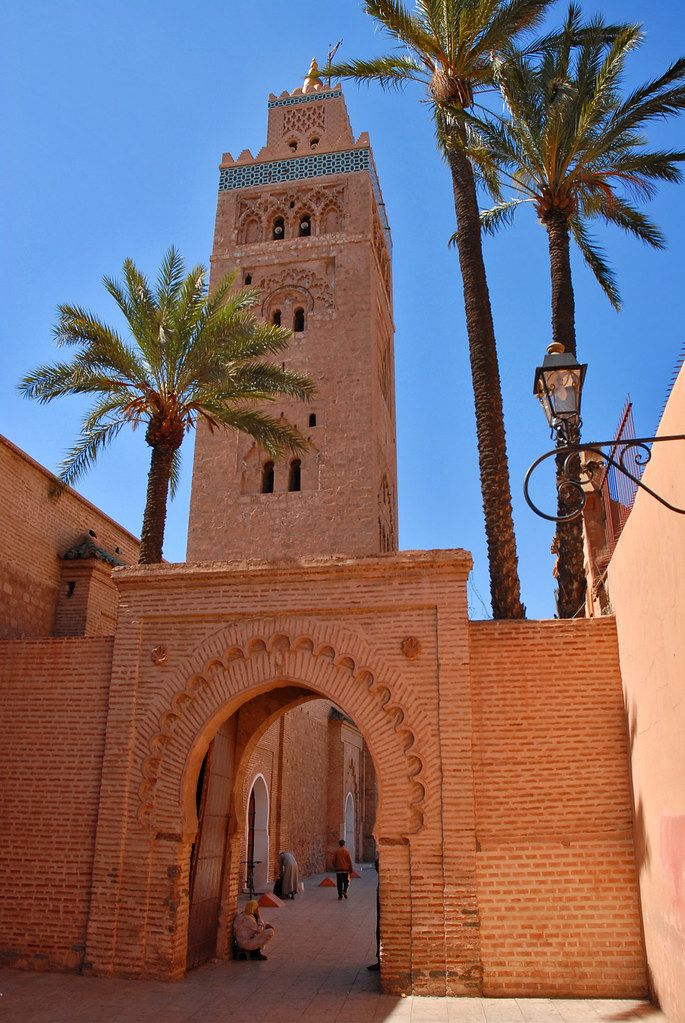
[332, 838, 353, 900]
[278, 850, 299, 899]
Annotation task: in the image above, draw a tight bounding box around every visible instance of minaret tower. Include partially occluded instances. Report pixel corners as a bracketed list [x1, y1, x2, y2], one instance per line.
[187, 61, 398, 561]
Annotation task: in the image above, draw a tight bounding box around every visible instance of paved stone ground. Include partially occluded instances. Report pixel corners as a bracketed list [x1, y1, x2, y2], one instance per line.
[0, 867, 663, 1023]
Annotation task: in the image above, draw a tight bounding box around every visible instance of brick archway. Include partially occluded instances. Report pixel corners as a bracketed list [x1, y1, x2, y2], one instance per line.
[142, 617, 427, 842]
[86, 616, 428, 994]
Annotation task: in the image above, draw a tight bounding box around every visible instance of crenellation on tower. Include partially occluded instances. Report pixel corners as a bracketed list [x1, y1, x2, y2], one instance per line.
[187, 74, 397, 562]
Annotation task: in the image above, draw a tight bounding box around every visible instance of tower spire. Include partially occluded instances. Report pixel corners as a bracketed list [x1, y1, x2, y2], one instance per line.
[302, 57, 323, 94]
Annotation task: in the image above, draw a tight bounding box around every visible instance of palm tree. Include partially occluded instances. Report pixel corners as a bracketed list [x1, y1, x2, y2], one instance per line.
[329, 0, 559, 619]
[19, 248, 315, 564]
[475, 5, 685, 615]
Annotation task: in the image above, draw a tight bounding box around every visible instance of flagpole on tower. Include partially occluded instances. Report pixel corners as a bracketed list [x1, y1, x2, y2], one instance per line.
[326, 39, 343, 86]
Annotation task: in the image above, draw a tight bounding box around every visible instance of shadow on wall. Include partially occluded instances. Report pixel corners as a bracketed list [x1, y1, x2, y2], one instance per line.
[626, 698, 651, 877]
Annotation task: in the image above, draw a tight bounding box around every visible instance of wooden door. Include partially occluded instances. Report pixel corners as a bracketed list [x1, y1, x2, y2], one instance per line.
[186, 719, 236, 969]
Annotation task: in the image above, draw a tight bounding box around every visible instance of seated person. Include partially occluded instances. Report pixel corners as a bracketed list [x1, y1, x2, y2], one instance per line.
[233, 900, 274, 961]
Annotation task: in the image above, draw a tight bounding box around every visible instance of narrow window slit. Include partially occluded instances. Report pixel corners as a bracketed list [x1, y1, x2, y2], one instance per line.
[288, 459, 301, 492]
[262, 461, 275, 494]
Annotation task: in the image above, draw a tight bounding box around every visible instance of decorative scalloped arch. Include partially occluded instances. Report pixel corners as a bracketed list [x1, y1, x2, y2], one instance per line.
[137, 618, 426, 840]
[258, 268, 333, 312]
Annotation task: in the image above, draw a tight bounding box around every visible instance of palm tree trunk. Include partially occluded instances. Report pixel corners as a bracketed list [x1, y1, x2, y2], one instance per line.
[446, 145, 525, 620]
[546, 212, 586, 619]
[546, 210, 577, 356]
[139, 445, 174, 564]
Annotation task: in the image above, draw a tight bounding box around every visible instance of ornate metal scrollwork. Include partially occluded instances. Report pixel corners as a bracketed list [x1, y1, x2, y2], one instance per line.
[524, 435, 685, 523]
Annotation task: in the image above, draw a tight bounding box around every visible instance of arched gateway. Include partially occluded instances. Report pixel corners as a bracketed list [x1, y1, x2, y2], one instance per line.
[82, 570, 467, 997]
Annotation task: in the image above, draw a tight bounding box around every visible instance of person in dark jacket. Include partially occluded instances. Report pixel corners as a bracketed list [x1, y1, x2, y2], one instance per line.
[332, 839, 353, 900]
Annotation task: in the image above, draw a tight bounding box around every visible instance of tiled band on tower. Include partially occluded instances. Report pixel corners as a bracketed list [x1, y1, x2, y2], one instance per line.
[188, 69, 398, 561]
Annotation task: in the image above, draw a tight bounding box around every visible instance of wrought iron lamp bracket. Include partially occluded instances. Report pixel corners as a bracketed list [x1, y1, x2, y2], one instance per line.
[524, 434, 685, 523]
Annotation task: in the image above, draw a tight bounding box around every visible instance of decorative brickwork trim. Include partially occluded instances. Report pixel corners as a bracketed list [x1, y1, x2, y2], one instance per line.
[137, 618, 426, 838]
[218, 149, 390, 237]
[219, 148, 371, 190]
[267, 90, 341, 108]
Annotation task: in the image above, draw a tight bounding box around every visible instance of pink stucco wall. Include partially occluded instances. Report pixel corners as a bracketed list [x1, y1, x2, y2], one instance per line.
[608, 362, 685, 1022]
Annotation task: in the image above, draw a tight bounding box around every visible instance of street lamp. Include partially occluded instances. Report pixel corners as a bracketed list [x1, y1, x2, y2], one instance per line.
[524, 345, 685, 523]
[533, 342, 587, 444]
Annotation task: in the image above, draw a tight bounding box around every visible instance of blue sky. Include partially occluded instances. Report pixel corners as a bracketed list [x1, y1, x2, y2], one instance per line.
[1, 0, 683, 619]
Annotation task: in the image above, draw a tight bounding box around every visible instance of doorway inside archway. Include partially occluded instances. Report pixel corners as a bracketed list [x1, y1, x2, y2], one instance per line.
[246, 775, 269, 893]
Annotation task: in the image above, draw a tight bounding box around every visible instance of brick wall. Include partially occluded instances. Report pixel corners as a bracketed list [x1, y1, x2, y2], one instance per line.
[470, 618, 647, 997]
[0, 637, 113, 971]
[0, 436, 139, 640]
[279, 701, 331, 874]
[0, 551, 646, 996]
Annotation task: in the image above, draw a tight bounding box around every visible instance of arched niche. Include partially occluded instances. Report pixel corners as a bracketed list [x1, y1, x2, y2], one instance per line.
[245, 774, 269, 892]
[344, 791, 356, 863]
[240, 217, 262, 244]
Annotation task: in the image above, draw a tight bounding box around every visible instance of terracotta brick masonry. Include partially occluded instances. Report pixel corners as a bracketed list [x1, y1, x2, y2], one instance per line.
[0, 868, 662, 1023]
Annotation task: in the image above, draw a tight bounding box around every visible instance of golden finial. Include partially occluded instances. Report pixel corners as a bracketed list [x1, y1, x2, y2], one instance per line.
[303, 57, 323, 94]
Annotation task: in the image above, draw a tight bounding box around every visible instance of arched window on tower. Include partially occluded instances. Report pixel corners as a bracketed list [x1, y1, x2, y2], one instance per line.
[262, 461, 275, 494]
[272, 309, 282, 327]
[308, 413, 317, 428]
[288, 459, 301, 492]
[244, 273, 252, 285]
[272, 216, 285, 240]
[298, 213, 311, 237]
[293, 307, 305, 333]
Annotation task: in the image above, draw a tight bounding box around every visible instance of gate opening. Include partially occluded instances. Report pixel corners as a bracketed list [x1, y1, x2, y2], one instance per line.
[184, 685, 378, 972]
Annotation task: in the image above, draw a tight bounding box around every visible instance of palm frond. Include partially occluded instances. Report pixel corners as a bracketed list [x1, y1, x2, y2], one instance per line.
[569, 217, 621, 308]
[479, 198, 529, 234]
[81, 393, 139, 432]
[195, 404, 309, 458]
[155, 246, 187, 309]
[573, 25, 642, 145]
[472, 0, 552, 64]
[18, 363, 132, 402]
[592, 196, 666, 249]
[617, 56, 685, 121]
[223, 363, 316, 402]
[53, 306, 147, 382]
[57, 418, 128, 487]
[326, 55, 425, 89]
[364, 0, 440, 59]
[169, 446, 182, 500]
[103, 260, 162, 372]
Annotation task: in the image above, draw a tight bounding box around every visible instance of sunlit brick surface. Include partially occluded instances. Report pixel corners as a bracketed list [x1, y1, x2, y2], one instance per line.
[0, 869, 661, 1022]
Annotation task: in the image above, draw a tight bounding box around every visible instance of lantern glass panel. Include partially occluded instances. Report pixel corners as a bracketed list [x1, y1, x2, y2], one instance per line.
[536, 381, 554, 427]
[541, 367, 582, 420]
